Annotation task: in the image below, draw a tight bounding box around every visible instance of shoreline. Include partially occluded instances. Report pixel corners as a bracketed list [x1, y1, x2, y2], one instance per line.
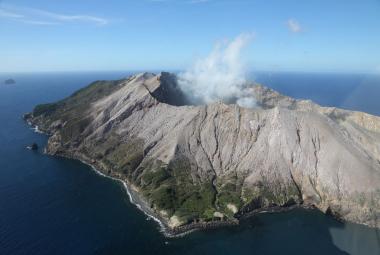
[53, 151, 180, 237]
[78, 158, 170, 235]
[26, 120, 186, 237]
[48, 151, 317, 237]
[25, 118, 361, 237]
[76, 155, 241, 237]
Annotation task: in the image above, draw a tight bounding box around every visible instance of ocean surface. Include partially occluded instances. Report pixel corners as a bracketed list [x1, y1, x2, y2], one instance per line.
[0, 71, 379, 255]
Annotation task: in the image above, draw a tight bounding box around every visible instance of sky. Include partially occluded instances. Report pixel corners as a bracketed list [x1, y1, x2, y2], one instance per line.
[0, 0, 380, 73]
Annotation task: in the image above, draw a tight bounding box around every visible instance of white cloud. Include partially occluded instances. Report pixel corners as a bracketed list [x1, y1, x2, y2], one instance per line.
[0, 9, 24, 18]
[178, 33, 257, 108]
[31, 9, 109, 25]
[287, 19, 302, 33]
[0, 5, 109, 26]
[20, 19, 59, 25]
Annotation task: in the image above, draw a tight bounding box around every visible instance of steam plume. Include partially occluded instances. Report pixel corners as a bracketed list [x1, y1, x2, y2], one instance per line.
[178, 33, 256, 108]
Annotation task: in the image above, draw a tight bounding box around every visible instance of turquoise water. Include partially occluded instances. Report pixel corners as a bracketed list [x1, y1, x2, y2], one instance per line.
[0, 71, 379, 255]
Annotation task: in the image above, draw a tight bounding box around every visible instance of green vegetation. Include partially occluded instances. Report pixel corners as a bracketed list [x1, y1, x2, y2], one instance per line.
[60, 117, 92, 141]
[241, 178, 301, 209]
[139, 156, 217, 222]
[33, 103, 60, 117]
[213, 173, 245, 216]
[34, 80, 121, 118]
[216, 182, 242, 216]
[142, 167, 171, 189]
[32, 79, 123, 140]
[105, 139, 144, 177]
[174, 182, 216, 222]
[83, 138, 218, 222]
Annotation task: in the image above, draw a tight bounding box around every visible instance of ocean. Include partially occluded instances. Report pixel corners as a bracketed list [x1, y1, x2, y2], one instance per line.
[0, 71, 379, 255]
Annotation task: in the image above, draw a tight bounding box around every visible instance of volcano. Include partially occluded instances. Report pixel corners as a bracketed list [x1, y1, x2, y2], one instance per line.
[24, 72, 380, 234]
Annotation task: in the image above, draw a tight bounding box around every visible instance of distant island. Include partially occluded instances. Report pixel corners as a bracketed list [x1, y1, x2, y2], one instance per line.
[4, 79, 16, 85]
[24, 72, 380, 236]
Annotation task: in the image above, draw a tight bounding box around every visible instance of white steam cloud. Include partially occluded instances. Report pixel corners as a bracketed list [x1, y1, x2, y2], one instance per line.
[178, 33, 257, 108]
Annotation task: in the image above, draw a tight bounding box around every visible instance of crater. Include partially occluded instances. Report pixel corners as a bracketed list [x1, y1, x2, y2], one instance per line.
[151, 72, 195, 106]
[152, 72, 258, 108]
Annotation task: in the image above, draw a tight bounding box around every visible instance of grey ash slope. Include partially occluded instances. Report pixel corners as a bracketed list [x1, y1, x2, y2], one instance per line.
[25, 72, 380, 230]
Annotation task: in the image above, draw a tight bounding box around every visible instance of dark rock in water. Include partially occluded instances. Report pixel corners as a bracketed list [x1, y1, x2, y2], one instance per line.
[4, 79, 16, 85]
[27, 143, 38, 150]
[23, 113, 32, 120]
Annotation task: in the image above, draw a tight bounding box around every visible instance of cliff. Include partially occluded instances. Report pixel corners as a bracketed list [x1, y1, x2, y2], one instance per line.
[25, 72, 380, 231]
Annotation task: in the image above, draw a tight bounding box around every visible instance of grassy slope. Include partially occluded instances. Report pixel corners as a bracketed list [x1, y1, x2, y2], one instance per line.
[32, 80, 122, 141]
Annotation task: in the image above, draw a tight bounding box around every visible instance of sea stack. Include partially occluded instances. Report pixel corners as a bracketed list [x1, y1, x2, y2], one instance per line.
[4, 79, 16, 85]
[27, 143, 39, 151]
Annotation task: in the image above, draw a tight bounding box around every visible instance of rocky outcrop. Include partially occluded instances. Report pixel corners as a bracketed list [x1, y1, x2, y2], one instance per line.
[4, 79, 16, 85]
[26, 143, 39, 150]
[25, 72, 380, 231]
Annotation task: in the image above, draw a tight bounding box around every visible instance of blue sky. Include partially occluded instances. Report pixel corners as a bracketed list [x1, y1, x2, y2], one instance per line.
[1, 0, 380, 73]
